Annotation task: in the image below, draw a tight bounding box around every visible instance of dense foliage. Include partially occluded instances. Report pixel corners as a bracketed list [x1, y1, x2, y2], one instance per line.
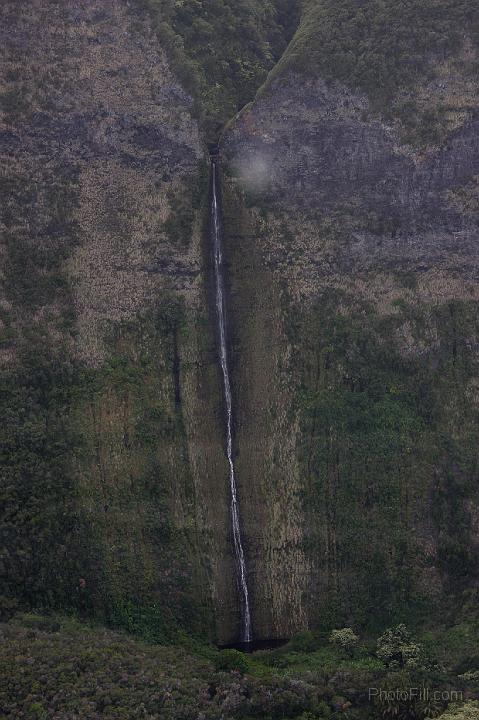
[0, 340, 86, 618]
[329, 627, 360, 655]
[0, 304, 210, 639]
[376, 624, 424, 669]
[279, 0, 479, 106]
[0, 12, 211, 637]
[0, 147, 85, 620]
[2, 614, 478, 719]
[136, 0, 300, 137]
[294, 293, 479, 629]
[133, 0, 479, 142]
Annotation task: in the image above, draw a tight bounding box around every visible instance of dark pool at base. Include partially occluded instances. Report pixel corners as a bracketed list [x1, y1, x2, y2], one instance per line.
[218, 638, 289, 653]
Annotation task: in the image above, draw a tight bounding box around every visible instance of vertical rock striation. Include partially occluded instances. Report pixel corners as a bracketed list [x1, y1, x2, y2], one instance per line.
[0, 0, 239, 643]
[211, 160, 252, 642]
[2, 0, 479, 642]
[222, 49, 479, 633]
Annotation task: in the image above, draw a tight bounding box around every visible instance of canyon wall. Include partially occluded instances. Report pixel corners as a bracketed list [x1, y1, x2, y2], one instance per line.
[1, 0, 479, 643]
[222, 37, 479, 633]
[0, 0, 243, 643]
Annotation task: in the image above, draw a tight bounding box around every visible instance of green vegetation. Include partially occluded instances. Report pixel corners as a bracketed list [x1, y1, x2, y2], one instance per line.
[329, 627, 360, 655]
[215, 648, 250, 673]
[376, 624, 425, 669]
[0, 338, 87, 618]
[437, 704, 479, 720]
[3, 615, 478, 719]
[135, 0, 300, 137]
[72, 305, 212, 642]
[0, 301, 210, 640]
[0, 124, 209, 638]
[3, 1, 479, 711]
[131, 0, 479, 145]
[278, 0, 479, 107]
[0, 45, 211, 637]
[293, 293, 479, 629]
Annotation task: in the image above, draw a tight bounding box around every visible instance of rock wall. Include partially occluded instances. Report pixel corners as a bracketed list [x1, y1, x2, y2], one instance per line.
[0, 0, 241, 643]
[222, 56, 479, 633]
[2, 0, 479, 643]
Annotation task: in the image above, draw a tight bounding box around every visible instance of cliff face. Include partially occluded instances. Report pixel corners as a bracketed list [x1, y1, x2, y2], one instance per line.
[222, 39, 479, 633]
[0, 0, 243, 643]
[2, 0, 479, 644]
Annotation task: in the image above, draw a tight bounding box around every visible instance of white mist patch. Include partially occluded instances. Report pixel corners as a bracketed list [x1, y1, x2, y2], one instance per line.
[234, 152, 273, 193]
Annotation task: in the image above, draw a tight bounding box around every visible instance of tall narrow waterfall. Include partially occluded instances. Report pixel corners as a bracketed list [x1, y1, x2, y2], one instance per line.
[211, 159, 252, 643]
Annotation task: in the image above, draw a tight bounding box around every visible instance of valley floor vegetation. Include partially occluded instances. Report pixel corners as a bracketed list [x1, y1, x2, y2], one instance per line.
[1, 614, 479, 719]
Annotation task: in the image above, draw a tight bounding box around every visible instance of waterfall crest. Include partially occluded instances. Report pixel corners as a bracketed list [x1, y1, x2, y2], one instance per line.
[211, 159, 252, 643]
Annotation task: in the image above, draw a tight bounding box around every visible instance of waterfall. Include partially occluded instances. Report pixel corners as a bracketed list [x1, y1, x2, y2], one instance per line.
[211, 159, 252, 643]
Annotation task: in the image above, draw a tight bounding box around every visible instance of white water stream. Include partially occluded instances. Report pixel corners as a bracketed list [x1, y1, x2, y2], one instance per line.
[211, 160, 252, 643]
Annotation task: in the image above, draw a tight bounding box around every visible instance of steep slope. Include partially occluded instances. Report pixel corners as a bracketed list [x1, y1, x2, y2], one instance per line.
[2, 0, 479, 647]
[0, 0, 243, 643]
[222, 0, 479, 635]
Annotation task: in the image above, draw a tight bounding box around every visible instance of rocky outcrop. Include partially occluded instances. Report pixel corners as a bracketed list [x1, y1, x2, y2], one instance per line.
[225, 73, 479, 297]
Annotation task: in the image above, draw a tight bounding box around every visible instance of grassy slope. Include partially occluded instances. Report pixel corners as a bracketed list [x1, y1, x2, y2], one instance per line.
[0, 298, 212, 638]
[272, 3, 479, 627]
[294, 294, 479, 629]
[263, 0, 479, 145]
[0, 0, 215, 640]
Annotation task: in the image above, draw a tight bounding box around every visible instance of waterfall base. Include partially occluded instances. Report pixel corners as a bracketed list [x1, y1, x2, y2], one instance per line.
[218, 638, 289, 653]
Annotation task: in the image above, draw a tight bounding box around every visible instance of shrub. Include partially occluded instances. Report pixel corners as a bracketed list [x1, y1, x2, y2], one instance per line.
[28, 703, 49, 720]
[329, 628, 359, 655]
[288, 631, 318, 652]
[436, 702, 479, 720]
[215, 648, 249, 673]
[458, 670, 479, 682]
[376, 624, 422, 669]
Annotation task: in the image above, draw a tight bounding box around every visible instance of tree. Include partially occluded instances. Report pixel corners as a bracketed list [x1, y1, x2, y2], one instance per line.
[376, 624, 422, 669]
[329, 627, 359, 655]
